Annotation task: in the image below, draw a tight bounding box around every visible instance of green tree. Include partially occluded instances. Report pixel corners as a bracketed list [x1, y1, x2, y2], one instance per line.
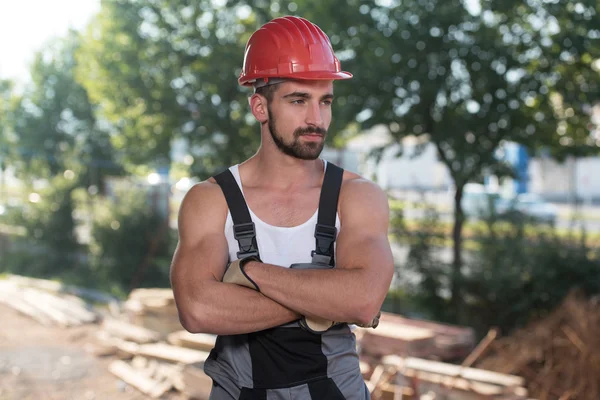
[2, 177, 81, 277]
[8, 30, 120, 190]
[0, 80, 13, 203]
[89, 185, 174, 293]
[76, 0, 272, 177]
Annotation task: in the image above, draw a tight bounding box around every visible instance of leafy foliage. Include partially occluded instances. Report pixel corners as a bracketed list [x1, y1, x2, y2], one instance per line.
[88, 185, 175, 293]
[1, 177, 81, 277]
[393, 208, 600, 334]
[462, 218, 600, 334]
[6, 30, 120, 188]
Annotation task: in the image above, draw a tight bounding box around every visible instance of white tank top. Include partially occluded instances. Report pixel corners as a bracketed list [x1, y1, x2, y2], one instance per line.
[224, 160, 342, 265]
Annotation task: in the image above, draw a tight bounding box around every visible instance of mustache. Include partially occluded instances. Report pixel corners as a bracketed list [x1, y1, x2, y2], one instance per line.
[294, 126, 327, 137]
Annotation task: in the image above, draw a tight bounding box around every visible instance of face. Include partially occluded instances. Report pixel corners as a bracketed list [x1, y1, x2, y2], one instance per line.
[264, 80, 334, 160]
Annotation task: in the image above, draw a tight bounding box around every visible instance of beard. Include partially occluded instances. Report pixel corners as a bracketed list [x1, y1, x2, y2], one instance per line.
[267, 105, 327, 160]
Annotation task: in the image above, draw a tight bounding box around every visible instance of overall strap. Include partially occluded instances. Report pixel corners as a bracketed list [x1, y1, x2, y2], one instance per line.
[313, 162, 344, 266]
[213, 169, 260, 259]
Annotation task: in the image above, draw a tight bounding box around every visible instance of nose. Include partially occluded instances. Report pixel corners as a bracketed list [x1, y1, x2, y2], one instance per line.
[305, 101, 324, 127]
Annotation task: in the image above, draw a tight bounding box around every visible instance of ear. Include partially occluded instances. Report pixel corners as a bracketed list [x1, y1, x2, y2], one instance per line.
[250, 94, 268, 124]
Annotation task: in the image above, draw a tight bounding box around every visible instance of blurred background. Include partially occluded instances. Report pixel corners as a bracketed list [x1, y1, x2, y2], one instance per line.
[0, 0, 599, 399]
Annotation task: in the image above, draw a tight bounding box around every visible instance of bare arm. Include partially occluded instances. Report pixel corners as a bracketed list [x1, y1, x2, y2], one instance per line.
[170, 180, 300, 335]
[244, 178, 394, 325]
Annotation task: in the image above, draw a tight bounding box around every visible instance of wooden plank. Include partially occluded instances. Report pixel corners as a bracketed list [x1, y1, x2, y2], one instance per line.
[128, 288, 174, 302]
[21, 289, 82, 327]
[7, 274, 120, 305]
[2, 281, 98, 326]
[154, 362, 186, 392]
[167, 330, 217, 352]
[405, 357, 525, 387]
[108, 360, 172, 398]
[84, 342, 118, 357]
[136, 343, 210, 365]
[378, 312, 476, 360]
[358, 323, 437, 358]
[400, 368, 528, 398]
[24, 289, 98, 323]
[379, 312, 474, 344]
[95, 331, 140, 357]
[379, 383, 414, 400]
[0, 292, 53, 325]
[102, 318, 162, 343]
[360, 322, 434, 340]
[382, 356, 525, 388]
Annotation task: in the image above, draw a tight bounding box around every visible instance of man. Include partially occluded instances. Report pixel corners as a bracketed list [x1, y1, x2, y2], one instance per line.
[170, 16, 394, 400]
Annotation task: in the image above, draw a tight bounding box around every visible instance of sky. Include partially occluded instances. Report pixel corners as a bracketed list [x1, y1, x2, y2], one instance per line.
[0, 0, 100, 84]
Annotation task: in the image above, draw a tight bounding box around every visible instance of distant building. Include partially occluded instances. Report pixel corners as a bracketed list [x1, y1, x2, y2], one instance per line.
[341, 125, 600, 203]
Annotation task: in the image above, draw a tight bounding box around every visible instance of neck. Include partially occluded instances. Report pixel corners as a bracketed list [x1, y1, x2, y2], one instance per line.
[241, 146, 324, 190]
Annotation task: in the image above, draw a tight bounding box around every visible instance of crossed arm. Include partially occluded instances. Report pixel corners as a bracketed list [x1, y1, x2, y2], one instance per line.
[170, 181, 300, 335]
[170, 178, 394, 335]
[243, 178, 394, 325]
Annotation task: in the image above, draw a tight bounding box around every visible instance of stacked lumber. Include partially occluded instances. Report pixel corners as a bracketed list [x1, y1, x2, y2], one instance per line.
[5, 274, 120, 307]
[356, 312, 476, 361]
[168, 331, 217, 352]
[90, 316, 216, 399]
[124, 288, 184, 336]
[0, 279, 101, 327]
[477, 290, 600, 400]
[107, 357, 212, 399]
[368, 355, 529, 400]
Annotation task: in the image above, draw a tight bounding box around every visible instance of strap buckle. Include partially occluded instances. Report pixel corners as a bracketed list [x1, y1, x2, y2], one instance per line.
[312, 224, 337, 258]
[233, 222, 259, 258]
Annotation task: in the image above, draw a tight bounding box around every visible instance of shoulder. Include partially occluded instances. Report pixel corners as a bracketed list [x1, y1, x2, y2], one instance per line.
[339, 170, 389, 221]
[178, 178, 228, 232]
[180, 178, 225, 211]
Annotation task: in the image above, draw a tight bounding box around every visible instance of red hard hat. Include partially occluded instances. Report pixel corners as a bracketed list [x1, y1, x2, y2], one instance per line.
[238, 16, 353, 86]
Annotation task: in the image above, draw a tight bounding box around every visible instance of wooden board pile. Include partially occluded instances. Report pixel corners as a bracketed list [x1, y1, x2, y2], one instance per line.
[91, 288, 220, 399]
[124, 288, 184, 336]
[363, 355, 530, 400]
[477, 290, 600, 400]
[356, 311, 476, 363]
[89, 318, 216, 399]
[0, 277, 102, 327]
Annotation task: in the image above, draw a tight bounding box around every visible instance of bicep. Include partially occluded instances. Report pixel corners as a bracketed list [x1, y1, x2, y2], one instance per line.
[335, 180, 394, 278]
[171, 231, 229, 286]
[170, 183, 230, 297]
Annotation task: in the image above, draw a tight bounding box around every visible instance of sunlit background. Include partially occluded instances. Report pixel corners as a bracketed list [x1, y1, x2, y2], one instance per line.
[0, 0, 599, 399]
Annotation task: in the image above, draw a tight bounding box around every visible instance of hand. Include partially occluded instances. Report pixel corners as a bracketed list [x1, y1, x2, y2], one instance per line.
[299, 310, 381, 334]
[355, 311, 381, 329]
[222, 256, 261, 291]
[299, 315, 338, 334]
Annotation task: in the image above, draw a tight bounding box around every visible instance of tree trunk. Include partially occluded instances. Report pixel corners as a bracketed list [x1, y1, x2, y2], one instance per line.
[450, 183, 465, 322]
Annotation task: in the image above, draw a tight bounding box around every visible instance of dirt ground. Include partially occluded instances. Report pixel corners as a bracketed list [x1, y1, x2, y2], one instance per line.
[0, 303, 168, 400]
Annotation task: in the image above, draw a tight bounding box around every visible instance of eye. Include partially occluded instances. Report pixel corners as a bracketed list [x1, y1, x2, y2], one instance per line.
[291, 99, 305, 105]
[322, 100, 333, 106]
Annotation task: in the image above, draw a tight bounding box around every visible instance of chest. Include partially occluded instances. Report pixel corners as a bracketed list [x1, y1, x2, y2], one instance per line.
[243, 186, 321, 227]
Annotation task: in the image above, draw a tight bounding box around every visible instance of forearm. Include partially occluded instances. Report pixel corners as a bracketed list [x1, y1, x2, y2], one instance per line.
[245, 262, 382, 325]
[176, 279, 300, 335]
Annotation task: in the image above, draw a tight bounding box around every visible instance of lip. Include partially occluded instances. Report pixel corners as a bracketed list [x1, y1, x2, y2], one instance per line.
[301, 134, 324, 140]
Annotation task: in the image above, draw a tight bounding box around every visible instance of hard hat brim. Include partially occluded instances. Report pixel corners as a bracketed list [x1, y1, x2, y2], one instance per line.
[240, 70, 353, 87]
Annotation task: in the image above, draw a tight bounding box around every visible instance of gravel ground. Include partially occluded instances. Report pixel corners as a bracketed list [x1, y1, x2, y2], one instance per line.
[0, 303, 165, 400]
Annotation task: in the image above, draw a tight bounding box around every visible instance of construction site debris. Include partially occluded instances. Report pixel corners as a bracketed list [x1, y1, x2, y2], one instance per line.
[477, 290, 600, 400]
[1, 276, 537, 399]
[0, 280, 101, 327]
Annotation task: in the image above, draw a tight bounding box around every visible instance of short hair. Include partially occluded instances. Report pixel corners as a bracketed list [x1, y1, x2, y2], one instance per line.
[254, 82, 281, 103]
